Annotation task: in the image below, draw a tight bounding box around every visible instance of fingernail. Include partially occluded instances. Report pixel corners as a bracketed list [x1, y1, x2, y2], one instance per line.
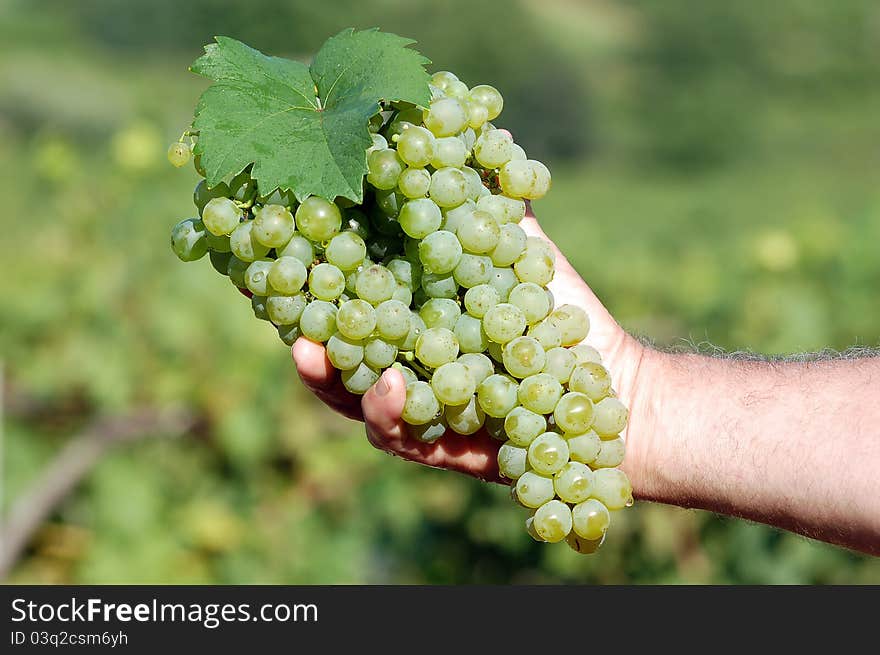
[376, 372, 391, 396]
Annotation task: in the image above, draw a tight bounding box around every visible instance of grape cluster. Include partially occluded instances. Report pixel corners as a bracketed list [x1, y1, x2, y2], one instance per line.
[170, 70, 632, 553]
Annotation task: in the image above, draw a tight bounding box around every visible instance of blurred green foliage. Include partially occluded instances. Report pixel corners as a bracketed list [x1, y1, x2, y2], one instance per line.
[2, 0, 879, 584]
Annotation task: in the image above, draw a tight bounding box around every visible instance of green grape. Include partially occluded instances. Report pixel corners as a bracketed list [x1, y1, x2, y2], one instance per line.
[170, 218, 208, 262]
[509, 282, 551, 325]
[527, 320, 563, 350]
[460, 166, 485, 200]
[468, 84, 504, 120]
[392, 362, 419, 386]
[363, 337, 398, 369]
[502, 336, 547, 378]
[554, 462, 594, 504]
[476, 373, 519, 418]
[453, 314, 489, 354]
[456, 353, 494, 385]
[267, 293, 307, 326]
[513, 250, 554, 285]
[488, 266, 519, 302]
[431, 362, 476, 406]
[167, 141, 191, 167]
[515, 471, 555, 509]
[244, 258, 273, 296]
[474, 129, 513, 168]
[421, 271, 458, 299]
[398, 313, 426, 351]
[228, 169, 257, 203]
[509, 143, 527, 161]
[476, 194, 526, 225]
[415, 327, 459, 368]
[325, 232, 367, 271]
[444, 79, 469, 99]
[295, 196, 342, 242]
[518, 373, 563, 414]
[497, 442, 528, 480]
[202, 197, 242, 236]
[592, 436, 625, 468]
[466, 101, 489, 130]
[504, 407, 547, 447]
[299, 300, 338, 342]
[566, 430, 602, 464]
[193, 180, 230, 215]
[456, 210, 500, 254]
[209, 250, 232, 275]
[308, 263, 346, 301]
[226, 255, 249, 288]
[548, 304, 590, 346]
[429, 167, 469, 208]
[591, 468, 633, 510]
[367, 132, 388, 155]
[498, 160, 537, 198]
[524, 160, 552, 200]
[355, 264, 396, 304]
[419, 230, 462, 274]
[277, 323, 301, 347]
[527, 432, 570, 476]
[258, 187, 297, 208]
[444, 396, 485, 435]
[251, 295, 269, 321]
[278, 232, 315, 267]
[452, 253, 493, 288]
[533, 500, 573, 543]
[408, 416, 448, 444]
[386, 257, 422, 290]
[423, 97, 468, 137]
[482, 303, 527, 344]
[572, 499, 611, 541]
[441, 200, 475, 234]
[431, 136, 467, 168]
[326, 333, 365, 371]
[396, 126, 435, 167]
[431, 70, 459, 90]
[374, 299, 411, 341]
[341, 363, 380, 395]
[268, 256, 307, 295]
[463, 284, 499, 318]
[525, 516, 545, 542]
[398, 198, 442, 238]
[336, 299, 377, 340]
[543, 347, 577, 384]
[367, 148, 405, 189]
[419, 298, 461, 330]
[230, 220, 271, 262]
[554, 392, 595, 434]
[398, 167, 431, 198]
[569, 362, 611, 401]
[205, 232, 231, 253]
[490, 223, 527, 267]
[592, 397, 629, 437]
[570, 343, 602, 365]
[566, 533, 605, 554]
[403, 381, 441, 425]
[392, 284, 412, 305]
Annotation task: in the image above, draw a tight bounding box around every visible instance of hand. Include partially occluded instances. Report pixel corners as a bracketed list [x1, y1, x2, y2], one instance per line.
[292, 203, 649, 486]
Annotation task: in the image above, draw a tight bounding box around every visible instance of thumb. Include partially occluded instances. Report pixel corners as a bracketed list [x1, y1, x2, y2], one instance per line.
[361, 367, 408, 451]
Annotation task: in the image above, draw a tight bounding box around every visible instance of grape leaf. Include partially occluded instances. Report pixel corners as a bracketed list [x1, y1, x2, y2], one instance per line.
[190, 29, 431, 203]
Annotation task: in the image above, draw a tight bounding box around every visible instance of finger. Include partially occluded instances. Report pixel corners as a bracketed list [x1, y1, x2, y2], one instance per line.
[292, 338, 364, 421]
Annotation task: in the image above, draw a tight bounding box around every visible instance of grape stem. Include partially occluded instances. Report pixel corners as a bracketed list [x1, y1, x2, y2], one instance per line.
[399, 351, 433, 380]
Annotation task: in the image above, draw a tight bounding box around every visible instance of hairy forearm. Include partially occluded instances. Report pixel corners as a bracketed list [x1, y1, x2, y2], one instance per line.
[625, 347, 880, 555]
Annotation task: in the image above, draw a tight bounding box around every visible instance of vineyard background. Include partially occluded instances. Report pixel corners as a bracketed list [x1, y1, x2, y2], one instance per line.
[2, 0, 880, 583]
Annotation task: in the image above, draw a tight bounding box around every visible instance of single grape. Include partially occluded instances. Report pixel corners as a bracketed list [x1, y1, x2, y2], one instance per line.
[566, 430, 602, 464]
[554, 461, 595, 504]
[386, 257, 422, 290]
[570, 343, 603, 365]
[444, 79, 469, 99]
[326, 333, 365, 370]
[398, 167, 432, 199]
[445, 396, 486, 435]
[532, 500, 573, 543]
[429, 167, 469, 208]
[419, 230, 462, 274]
[392, 284, 412, 305]
[299, 300, 337, 342]
[490, 223, 527, 267]
[308, 263, 346, 301]
[452, 253, 493, 288]
[463, 284, 500, 318]
[421, 271, 458, 299]
[422, 97, 468, 137]
[476, 373, 519, 418]
[497, 442, 528, 480]
[518, 373, 563, 414]
[244, 258, 273, 296]
[193, 180, 230, 215]
[408, 415, 448, 444]
[476, 195, 526, 225]
[393, 362, 419, 386]
[325, 232, 367, 271]
[504, 407, 547, 447]
[267, 256, 307, 295]
[488, 266, 519, 302]
[482, 303, 527, 344]
[456, 353, 494, 385]
[167, 141, 191, 167]
[341, 363, 380, 395]
[419, 298, 461, 331]
[568, 362, 611, 401]
[554, 392, 595, 434]
[170, 218, 208, 261]
[230, 220, 271, 262]
[513, 250, 554, 286]
[466, 101, 489, 130]
[253, 204, 295, 248]
[548, 304, 590, 346]
[278, 232, 315, 267]
[460, 166, 484, 200]
[441, 201, 475, 234]
[457, 210, 500, 254]
[295, 196, 342, 242]
[403, 381, 442, 425]
[514, 471, 555, 509]
[398, 313, 426, 351]
[565, 533, 605, 554]
[267, 294, 307, 326]
[542, 347, 577, 384]
[430, 136, 467, 168]
[499, 160, 537, 198]
[415, 327, 459, 368]
[572, 499, 611, 540]
[501, 336, 546, 379]
[363, 337, 398, 369]
[398, 198, 442, 238]
[509, 143, 527, 161]
[591, 468, 633, 510]
[509, 282, 552, 325]
[374, 299, 411, 341]
[430, 362, 475, 406]
[431, 70, 459, 90]
[474, 129, 513, 168]
[592, 436, 626, 468]
[202, 197, 242, 236]
[527, 432, 570, 476]
[396, 127, 435, 168]
[523, 160, 551, 199]
[367, 148, 405, 189]
[527, 320, 563, 350]
[336, 299, 377, 340]
[592, 397, 629, 437]
[468, 84, 504, 120]
[277, 323, 301, 346]
[355, 264, 396, 304]
[453, 313, 490, 354]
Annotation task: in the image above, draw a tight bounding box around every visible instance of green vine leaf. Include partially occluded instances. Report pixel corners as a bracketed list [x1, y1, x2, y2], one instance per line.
[190, 29, 431, 203]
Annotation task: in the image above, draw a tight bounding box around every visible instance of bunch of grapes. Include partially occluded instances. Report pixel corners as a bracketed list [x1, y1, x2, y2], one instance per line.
[169, 70, 632, 553]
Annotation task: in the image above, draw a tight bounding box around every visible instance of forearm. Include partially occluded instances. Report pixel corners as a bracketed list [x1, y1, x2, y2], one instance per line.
[625, 348, 880, 555]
